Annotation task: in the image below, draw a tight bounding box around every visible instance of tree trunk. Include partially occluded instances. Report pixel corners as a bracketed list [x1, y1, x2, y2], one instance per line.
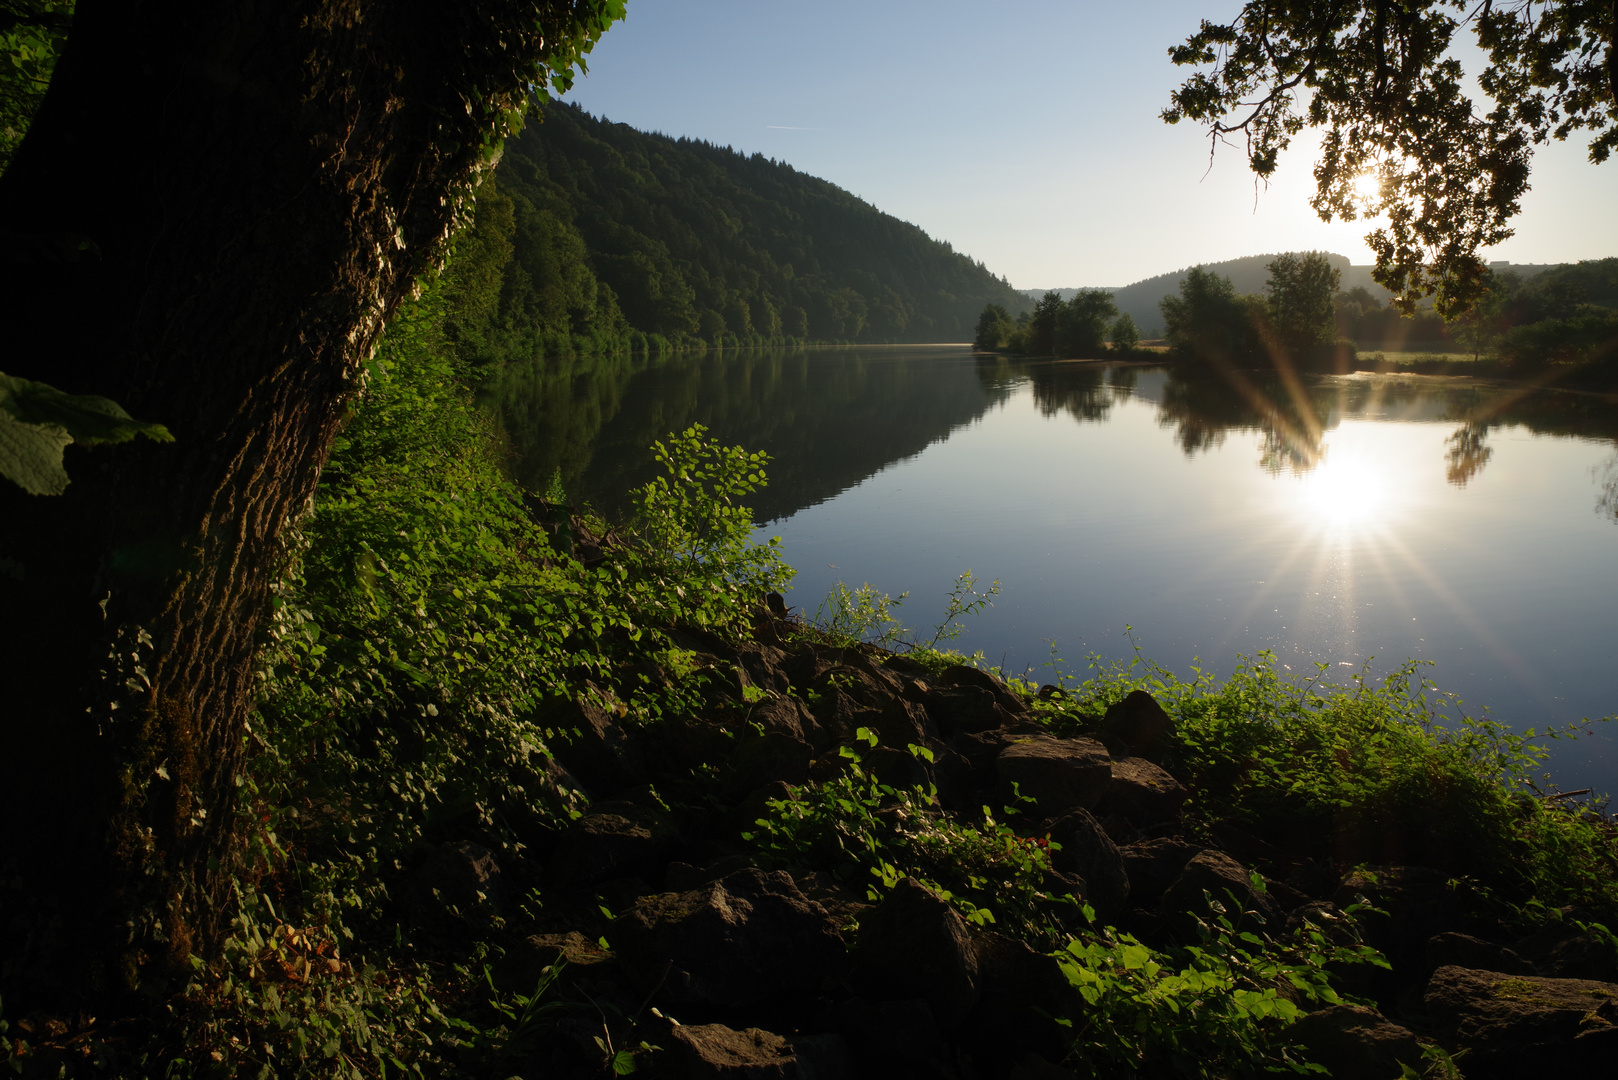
[0, 0, 602, 1009]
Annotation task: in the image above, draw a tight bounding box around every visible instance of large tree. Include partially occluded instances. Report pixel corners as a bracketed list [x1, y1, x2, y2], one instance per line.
[1164, 1, 1616, 316]
[0, 0, 623, 1008]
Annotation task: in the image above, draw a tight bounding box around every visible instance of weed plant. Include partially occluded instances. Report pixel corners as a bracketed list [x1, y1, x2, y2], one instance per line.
[1035, 647, 1618, 921]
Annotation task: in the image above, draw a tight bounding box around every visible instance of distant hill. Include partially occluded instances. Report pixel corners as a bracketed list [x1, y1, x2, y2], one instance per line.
[466, 103, 1031, 357]
[1025, 255, 1567, 338]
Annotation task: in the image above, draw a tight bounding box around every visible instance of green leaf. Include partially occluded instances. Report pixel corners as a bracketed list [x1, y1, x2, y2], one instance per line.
[0, 371, 173, 495]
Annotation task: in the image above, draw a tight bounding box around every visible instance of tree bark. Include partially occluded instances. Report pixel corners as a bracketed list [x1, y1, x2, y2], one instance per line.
[0, 0, 605, 1008]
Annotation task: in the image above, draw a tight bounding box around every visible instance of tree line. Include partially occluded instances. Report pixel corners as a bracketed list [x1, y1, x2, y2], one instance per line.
[451, 101, 1032, 364]
[974, 290, 1140, 357]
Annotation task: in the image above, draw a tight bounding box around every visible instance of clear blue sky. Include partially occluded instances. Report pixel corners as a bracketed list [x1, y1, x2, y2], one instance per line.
[557, 0, 1615, 290]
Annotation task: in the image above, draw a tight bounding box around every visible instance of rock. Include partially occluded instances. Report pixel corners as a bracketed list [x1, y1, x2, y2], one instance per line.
[736, 643, 793, 698]
[1007, 1055, 1080, 1080]
[1099, 690, 1175, 760]
[1424, 965, 1618, 1076]
[1096, 756, 1188, 827]
[1044, 809, 1129, 919]
[725, 732, 814, 796]
[614, 869, 844, 1009]
[748, 694, 823, 749]
[864, 745, 934, 793]
[870, 696, 940, 751]
[668, 1024, 855, 1079]
[919, 684, 1016, 737]
[1289, 1005, 1424, 1079]
[1334, 866, 1464, 975]
[965, 932, 1080, 1067]
[547, 802, 679, 890]
[669, 1024, 794, 1078]
[1119, 837, 1201, 909]
[1159, 850, 1281, 940]
[808, 685, 880, 745]
[1514, 920, 1618, 981]
[937, 664, 1029, 717]
[493, 930, 612, 992]
[1425, 932, 1533, 976]
[821, 997, 944, 1074]
[851, 877, 981, 1024]
[547, 688, 644, 793]
[996, 736, 1112, 817]
[407, 840, 505, 920]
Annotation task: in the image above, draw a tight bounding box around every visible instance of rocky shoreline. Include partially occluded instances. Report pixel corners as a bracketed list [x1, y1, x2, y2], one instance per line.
[404, 602, 1618, 1079]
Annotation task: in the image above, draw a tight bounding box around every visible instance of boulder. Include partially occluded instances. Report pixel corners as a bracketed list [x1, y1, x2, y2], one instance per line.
[918, 683, 1016, 737]
[747, 693, 823, 748]
[547, 688, 644, 793]
[808, 685, 880, 745]
[1099, 690, 1175, 760]
[614, 869, 844, 1009]
[851, 877, 980, 1024]
[1424, 965, 1618, 1076]
[1425, 932, 1534, 976]
[1334, 866, 1464, 975]
[996, 736, 1112, 817]
[964, 931, 1080, 1068]
[547, 802, 679, 890]
[1158, 850, 1281, 940]
[821, 997, 944, 1075]
[1514, 920, 1618, 981]
[668, 1024, 857, 1079]
[1096, 756, 1188, 827]
[406, 840, 505, 921]
[1289, 1005, 1424, 1079]
[863, 745, 935, 793]
[1044, 809, 1129, 919]
[493, 930, 612, 993]
[1119, 837, 1201, 909]
[725, 732, 815, 796]
[870, 696, 940, 751]
[937, 664, 1029, 717]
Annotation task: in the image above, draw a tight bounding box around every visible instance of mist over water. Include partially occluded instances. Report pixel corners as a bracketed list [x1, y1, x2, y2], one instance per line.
[492, 345, 1618, 795]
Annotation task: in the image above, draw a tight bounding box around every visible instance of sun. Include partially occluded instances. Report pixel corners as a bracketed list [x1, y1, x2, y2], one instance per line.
[1351, 168, 1383, 205]
[1299, 453, 1387, 528]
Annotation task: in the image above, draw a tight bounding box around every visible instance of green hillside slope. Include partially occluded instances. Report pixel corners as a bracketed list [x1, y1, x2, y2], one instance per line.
[448, 102, 1030, 363]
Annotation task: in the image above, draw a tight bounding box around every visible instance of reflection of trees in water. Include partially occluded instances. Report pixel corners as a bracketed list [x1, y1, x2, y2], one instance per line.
[490, 347, 1012, 522]
[1444, 424, 1494, 487]
[1597, 453, 1618, 523]
[1154, 368, 1618, 487]
[1027, 362, 1117, 423]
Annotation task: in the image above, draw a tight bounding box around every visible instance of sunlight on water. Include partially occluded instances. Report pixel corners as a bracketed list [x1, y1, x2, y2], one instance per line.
[1296, 450, 1390, 529]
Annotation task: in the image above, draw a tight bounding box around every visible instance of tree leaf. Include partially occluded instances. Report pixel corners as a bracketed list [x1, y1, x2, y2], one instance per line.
[0, 409, 72, 495]
[0, 371, 173, 446]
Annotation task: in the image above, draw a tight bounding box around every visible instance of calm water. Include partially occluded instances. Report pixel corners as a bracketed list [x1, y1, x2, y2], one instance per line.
[489, 345, 1618, 794]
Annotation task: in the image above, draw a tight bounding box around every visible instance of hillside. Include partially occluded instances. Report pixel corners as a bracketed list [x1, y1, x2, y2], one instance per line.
[449, 102, 1031, 362]
[1027, 255, 1568, 339]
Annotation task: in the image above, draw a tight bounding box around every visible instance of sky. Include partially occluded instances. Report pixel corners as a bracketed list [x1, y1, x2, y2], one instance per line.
[557, 0, 1617, 290]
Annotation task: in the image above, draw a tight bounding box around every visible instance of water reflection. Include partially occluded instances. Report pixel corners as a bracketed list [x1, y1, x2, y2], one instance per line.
[486, 348, 1618, 524]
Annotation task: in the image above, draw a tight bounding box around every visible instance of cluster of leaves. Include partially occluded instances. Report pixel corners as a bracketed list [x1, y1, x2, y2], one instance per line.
[1038, 647, 1618, 919]
[1055, 902, 1391, 1078]
[975, 292, 1140, 358]
[0, 0, 72, 173]
[745, 728, 1078, 944]
[1160, 252, 1349, 372]
[807, 569, 999, 653]
[0, 369, 172, 495]
[1162, 1, 1612, 317]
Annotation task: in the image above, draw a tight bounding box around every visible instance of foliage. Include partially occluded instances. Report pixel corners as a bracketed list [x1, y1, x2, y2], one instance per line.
[975, 302, 1018, 350]
[1056, 904, 1384, 1077]
[499, 102, 1030, 349]
[0, 0, 72, 174]
[1264, 252, 1341, 365]
[1037, 649, 1618, 916]
[1160, 267, 1262, 368]
[0, 370, 173, 495]
[1162, 1, 1614, 317]
[628, 423, 795, 629]
[809, 570, 1000, 652]
[1110, 312, 1141, 351]
[745, 730, 1073, 941]
[986, 290, 1120, 358]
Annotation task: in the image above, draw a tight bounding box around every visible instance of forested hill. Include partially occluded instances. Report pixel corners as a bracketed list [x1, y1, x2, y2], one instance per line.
[454, 102, 1030, 359]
